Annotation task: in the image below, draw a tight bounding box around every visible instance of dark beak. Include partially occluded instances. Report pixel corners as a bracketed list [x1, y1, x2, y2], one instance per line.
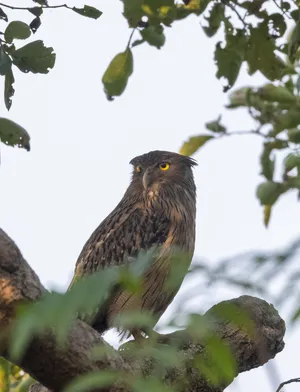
[143, 169, 151, 190]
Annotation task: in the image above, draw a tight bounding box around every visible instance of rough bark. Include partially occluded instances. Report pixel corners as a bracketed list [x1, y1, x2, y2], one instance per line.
[0, 228, 285, 392]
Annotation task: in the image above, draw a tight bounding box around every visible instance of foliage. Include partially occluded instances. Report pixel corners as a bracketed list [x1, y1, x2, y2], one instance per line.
[0, 1, 102, 150]
[3, 234, 295, 390]
[0, 0, 300, 227]
[1, 247, 261, 391]
[181, 71, 300, 226]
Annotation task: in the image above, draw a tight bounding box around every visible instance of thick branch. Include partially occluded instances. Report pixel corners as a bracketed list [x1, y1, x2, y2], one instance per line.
[0, 228, 285, 392]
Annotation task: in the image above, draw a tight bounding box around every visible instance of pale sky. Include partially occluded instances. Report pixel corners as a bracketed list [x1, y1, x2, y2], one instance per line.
[1, 1, 300, 391]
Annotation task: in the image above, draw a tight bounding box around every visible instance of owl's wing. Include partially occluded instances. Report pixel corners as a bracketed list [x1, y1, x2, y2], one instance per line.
[69, 206, 171, 289]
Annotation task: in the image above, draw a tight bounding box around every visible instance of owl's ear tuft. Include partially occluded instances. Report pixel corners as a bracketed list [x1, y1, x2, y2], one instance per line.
[129, 157, 138, 166]
[182, 155, 198, 167]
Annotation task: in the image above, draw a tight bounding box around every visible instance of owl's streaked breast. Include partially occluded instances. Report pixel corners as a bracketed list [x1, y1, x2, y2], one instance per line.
[107, 189, 196, 332]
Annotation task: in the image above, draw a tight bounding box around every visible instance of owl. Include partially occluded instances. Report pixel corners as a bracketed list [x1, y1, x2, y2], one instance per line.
[69, 150, 197, 340]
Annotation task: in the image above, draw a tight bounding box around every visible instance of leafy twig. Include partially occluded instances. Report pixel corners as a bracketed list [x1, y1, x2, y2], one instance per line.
[276, 377, 300, 392]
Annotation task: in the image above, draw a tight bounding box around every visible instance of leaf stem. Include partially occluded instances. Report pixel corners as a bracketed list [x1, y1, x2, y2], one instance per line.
[127, 28, 136, 49]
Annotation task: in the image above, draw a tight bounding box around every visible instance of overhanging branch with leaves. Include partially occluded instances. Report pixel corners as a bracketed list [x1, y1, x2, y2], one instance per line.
[0, 227, 286, 392]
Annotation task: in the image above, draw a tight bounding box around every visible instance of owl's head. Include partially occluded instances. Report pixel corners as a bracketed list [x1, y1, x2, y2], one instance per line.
[129, 150, 197, 193]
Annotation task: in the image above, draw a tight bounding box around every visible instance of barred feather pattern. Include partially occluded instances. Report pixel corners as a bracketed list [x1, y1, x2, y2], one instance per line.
[69, 151, 197, 338]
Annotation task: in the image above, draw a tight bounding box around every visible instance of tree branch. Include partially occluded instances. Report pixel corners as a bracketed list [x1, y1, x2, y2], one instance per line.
[0, 228, 286, 392]
[276, 377, 300, 392]
[0, 2, 72, 11]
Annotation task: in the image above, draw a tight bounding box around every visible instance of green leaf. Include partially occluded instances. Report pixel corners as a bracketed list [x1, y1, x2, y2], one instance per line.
[91, 344, 117, 361]
[0, 7, 8, 22]
[4, 21, 31, 44]
[291, 306, 300, 322]
[72, 5, 102, 19]
[246, 22, 290, 81]
[256, 181, 284, 205]
[133, 377, 175, 392]
[173, 0, 205, 22]
[128, 344, 184, 369]
[205, 335, 236, 383]
[239, 0, 268, 17]
[186, 0, 209, 15]
[4, 67, 15, 111]
[263, 205, 272, 228]
[30, 17, 42, 33]
[284, 154, 300, 172]
[10, 267, 121, 359]
[0, 117, 30, 151]
[102, 49, 133, 99]
[268, 13, 286, 37]
[215, 30, 246, 92]
[291, 9, 299, 22]
[288, 128, 300, 143]
[273, 110, 300, 134]
[131, 39, 145, 47]
[202, 3, 225, 37]
[260, 143, 275, 181]
[140, 25, 165, 49]
[207, 301, 255, 334]
[281, 1, 290, 12]
[258, 84, 296, 104]
[14, 374, 35, 392]
[288, 19, 300, 63]
[179, 135, 214, 156]
[0, 47, 12, 76]
[143, 0, 174, 12]
[32, 0, 48, 5]
[122, 0, 144, 28]
[286, 177, 300, 189]
[63, 371, 119, 392]
[28, 7, 43, 17]
[113, 309, 156, 330]
[226, 87, 251, 108]
[12, 40, 56, 74]
[205, 116, 226, 133]
[194, 335, 236, 386]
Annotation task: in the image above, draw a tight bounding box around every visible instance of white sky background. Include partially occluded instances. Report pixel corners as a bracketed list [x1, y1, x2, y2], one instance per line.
[1, 1, 300, 391]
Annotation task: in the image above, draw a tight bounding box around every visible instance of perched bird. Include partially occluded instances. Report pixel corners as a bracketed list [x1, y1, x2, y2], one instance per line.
[69, 150, 197, 340]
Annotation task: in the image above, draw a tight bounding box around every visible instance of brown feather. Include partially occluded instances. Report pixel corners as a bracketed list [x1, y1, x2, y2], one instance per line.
[68, 150, 197, 339]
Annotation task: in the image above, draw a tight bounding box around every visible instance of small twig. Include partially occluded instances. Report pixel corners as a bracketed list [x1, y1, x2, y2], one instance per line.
[222, 0, 248, 27]
[276, 377, 300, 392]
[0, 2, 72, 11]
[221, 129, 265, 138]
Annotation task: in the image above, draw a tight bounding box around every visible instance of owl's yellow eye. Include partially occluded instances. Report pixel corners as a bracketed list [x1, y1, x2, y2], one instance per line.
[160, 163, 170, 171]
[136, 166, 141, 173]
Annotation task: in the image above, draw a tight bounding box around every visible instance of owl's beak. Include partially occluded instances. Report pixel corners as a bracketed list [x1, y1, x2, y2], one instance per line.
[142, 169, 151, 189]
